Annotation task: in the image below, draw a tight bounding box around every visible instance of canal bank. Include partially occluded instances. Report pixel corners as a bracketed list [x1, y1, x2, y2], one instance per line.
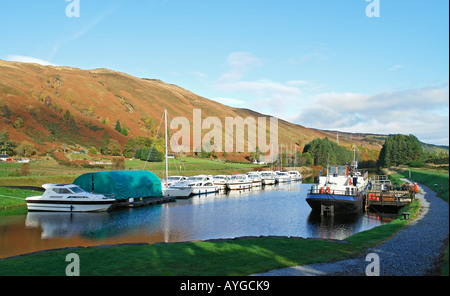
[253, 180, 449, 276]
[0, 183, 424, 276]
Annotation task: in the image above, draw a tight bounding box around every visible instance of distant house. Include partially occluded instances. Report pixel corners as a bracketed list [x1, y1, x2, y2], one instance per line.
[0, 154, 12, 162]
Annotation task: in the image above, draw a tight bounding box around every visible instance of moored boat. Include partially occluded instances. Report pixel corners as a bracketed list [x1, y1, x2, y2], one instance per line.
[226, 174, 253, 190]
[213, 175, 231, 190]
[173, 175, 218, 195]
[306, 147, 369, 215]
[246, 172, 262, 187]
[287, 170, 302, 182]
[260, 171, 276, 185]
[275, 171, 290, 183]
[26, 184, 116, 212]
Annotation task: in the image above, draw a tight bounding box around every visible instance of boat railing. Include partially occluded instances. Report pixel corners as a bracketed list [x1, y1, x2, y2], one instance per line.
[309, 186, 362, 197]
[369, 175, 393, 190]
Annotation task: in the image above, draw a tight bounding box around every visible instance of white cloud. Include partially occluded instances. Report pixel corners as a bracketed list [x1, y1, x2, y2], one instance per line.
[293, 85, 449, 145]
[217, 79, 302, 97]
[286, 80, 308, 86]
[6, 55, 56, 66]
[49, 7, 116, 60]
[188, 71, 207, 78]
[211, 97, 246, 106]
[388, 65, 404, 71]
[219, 52, 262, 82]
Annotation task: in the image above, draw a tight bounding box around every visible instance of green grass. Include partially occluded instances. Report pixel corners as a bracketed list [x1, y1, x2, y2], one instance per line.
[0, 187, 41, 214]
[0, 157, 263, 187]
[400, 169, 449, 202]
[442, 244, 449, 276]
[0, 199, 421, 276]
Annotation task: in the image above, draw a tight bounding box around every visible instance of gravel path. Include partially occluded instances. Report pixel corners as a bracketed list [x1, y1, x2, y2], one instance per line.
[253, 180, 449, 276]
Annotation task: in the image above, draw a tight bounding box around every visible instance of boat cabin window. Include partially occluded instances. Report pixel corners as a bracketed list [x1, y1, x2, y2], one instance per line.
[328, 166, 348, 176]
[53, 188, 72, 194]
[69, 186, 85, 194]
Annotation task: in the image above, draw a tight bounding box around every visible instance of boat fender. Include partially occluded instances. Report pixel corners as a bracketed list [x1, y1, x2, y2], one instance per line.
[348, 178, 352, 185]
[326, 187, 331, 194]
[320, 187, 325, 194]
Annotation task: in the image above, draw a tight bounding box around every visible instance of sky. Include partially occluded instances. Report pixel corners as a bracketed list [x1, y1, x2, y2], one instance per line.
[0, 0, 449, 145]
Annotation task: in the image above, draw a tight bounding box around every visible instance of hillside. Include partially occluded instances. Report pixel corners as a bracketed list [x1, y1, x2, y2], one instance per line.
[0, 60, 381, 161]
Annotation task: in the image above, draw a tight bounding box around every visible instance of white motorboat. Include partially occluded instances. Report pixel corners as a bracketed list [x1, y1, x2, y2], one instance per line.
[260, 171, 276, 185]
[287, 170, 302, 182]
[226, 174, 252, 190]
[161, 176, 193, 198]
[173, 175, 218, 195]
[26, 184, 116, 212]
[161, 176, 187, 187]
[162, 186, 193, 198]
[275, 171, 291, 183]
[213, 175, 231, 190]
[246, 172, 262, 187]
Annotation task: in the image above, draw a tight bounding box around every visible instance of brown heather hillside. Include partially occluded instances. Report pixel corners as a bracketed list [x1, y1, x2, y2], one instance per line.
[0, 60, 381, 160]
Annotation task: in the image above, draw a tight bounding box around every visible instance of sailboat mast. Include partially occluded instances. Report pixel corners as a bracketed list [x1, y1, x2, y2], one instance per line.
[165, 109, 169, 186]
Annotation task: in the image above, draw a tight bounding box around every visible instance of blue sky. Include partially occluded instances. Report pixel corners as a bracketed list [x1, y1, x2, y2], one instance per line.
[1, 0, 449, 145]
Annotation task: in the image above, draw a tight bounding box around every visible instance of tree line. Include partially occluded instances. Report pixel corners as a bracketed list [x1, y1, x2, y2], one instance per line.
[377, 134, 424, 167]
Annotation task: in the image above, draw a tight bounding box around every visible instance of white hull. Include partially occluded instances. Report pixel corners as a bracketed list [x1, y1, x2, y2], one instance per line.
[276, 177, 290, 183]
[262, 179, 276, 185]
[227, 182, 252, 190]
[26, 200, 114, 212]
[162, 187, 193, 197]
[213, 183, 228, 190]
[251, 180, 262, 187]
[191, 186, 218, 195]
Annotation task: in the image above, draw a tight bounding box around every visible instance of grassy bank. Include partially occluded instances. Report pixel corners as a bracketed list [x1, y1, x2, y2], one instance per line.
[0, 199, 420, 276]
[0, 157, 266, 187]
[0, 187, 41, 215]
[400, 169, 449, 202]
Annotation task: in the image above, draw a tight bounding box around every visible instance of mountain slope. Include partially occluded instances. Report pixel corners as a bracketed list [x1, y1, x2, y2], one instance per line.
[0, 60, 381, 158]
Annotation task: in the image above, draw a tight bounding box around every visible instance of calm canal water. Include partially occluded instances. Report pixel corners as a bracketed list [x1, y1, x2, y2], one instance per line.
[0, 182, 394, 259]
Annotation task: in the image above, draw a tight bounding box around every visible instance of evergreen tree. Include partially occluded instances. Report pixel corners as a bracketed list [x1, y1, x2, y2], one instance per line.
[303, 137, 353, 166]
[114, 120, 122, 133]
[100, 132, 110, 155]
[377, 134, 424, 167]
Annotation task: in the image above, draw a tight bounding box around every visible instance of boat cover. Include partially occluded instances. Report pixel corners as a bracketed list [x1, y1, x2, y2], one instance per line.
[73, 170, 162, 200]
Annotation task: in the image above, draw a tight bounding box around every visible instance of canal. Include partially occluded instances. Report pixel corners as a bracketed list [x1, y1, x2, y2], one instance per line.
[0, 182, 395, 259]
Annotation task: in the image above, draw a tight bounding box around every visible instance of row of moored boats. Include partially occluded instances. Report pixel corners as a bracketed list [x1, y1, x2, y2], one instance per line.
[162, 170, 302, 197]
[25, 170, 302, 212]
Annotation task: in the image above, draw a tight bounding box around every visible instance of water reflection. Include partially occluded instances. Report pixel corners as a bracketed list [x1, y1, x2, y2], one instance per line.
[0, 183, 391, 259]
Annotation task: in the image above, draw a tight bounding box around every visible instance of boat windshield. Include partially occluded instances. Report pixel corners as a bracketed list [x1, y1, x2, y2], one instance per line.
[328, 166, 348, 176]
[69, 186, 86, 194]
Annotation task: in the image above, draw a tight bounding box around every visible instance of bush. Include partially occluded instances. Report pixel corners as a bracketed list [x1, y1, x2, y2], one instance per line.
[88, 147, 98, 155]
[112, 157, 125, 170]
[406, 160, 425, 168]
[19, 163, 30, 176]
